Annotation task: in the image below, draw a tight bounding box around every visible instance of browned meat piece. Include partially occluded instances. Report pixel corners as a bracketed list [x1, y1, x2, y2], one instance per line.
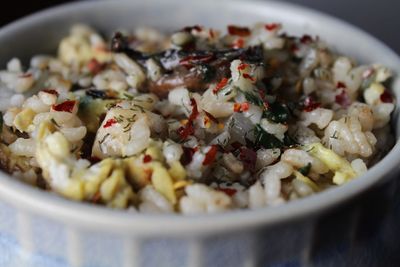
[111, 32, 264, 98]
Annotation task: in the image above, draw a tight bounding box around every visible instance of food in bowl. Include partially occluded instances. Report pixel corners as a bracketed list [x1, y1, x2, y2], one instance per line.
[0, 23, 395, 214]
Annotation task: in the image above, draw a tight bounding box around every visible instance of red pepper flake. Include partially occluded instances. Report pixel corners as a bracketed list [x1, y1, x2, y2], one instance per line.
[188, 98, 199, 121]
[179, 54, 214, 67]
[380, 90, 393, 103]
[265, 23, 279, 31]
[42, 89, 59, 96]
[242, 73, 255, 82]
[178, 98, 199, 139]
[227, 25, 251, 37]
[303, 96, 321, 112]
[239, 147, 257, 171]
[87, 58, 104, 75]
[203, 145, 218, 165]
[335, 89, 351, 107]
[103, 118, 117, 128]
[300, 35, 313, 44]
[233, 103, 241, 112]
[213, 77, 229, 94]
[52, 100, 76, 113]
[231, 38, 244, 49]
[203, 110, 219, 124]
[336, 81, 346, 89]
[237, 63, 249, 71]
[177, 123, 194, 140]
[241, 102, 250, 112]
[143, 154, 152, 163]
[218, 187, 237, 196]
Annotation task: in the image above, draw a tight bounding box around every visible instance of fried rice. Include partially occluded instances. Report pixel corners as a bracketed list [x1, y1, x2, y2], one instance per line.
[0, 23, 395, 214]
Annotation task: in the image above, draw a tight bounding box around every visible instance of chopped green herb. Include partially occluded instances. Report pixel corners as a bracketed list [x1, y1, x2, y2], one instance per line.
[263, 102, 290, 123]
[122, 92, 134, 100]
[254, 124, 283, 149]
[298, 162, 311, 176]
[241, 90, 264, 106]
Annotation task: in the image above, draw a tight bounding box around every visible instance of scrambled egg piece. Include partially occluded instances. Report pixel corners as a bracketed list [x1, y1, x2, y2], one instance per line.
[35, 121, 135, 207]
[303, 143, 357, 185]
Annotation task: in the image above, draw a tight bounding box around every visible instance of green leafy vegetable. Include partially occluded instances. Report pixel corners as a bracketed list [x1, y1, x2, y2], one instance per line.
[241, 90, 264, 106]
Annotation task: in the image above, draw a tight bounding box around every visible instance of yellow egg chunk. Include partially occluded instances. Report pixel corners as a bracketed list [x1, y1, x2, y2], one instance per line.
[303, 143, 356, 185]
[151, 163, 176, 204]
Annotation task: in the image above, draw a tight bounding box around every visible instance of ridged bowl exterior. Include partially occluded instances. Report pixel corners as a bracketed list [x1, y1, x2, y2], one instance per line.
[0, 1, 399, 266]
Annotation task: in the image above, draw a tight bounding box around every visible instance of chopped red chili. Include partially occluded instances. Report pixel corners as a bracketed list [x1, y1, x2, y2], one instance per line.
[203, 145, 218, 165]
[52, 100, 76, 113]
[231, 38, 244, 49]
[177, 123, 195, 140]
[265, 23, 279, 31]
[336, 81, 346, 89]
[380, 90, 393, 103]
[335, 89, 351, 107]
[218, 187, 237, 196]
[233, 103, 241, 112]
[103, 118, 117, 128]
[242, 73, 255, 82]
[241, 102, 250, 112]
[213, 77, 229, 94]
[203, 110, 219, 124]
[303, 96, 321, 112]
[143, 154, 152, 163]
[237, 63, 249, 71]
[42, 89, 59, 96]
[178, 98, 199, 139]
[227, 25, 251, 37]
[188, 98, 199, 121]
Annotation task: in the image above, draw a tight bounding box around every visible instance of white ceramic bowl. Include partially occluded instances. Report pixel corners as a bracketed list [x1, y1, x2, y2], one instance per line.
[0, 0, 399, 266]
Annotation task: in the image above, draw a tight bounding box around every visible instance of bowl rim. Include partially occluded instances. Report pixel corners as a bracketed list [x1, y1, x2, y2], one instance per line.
[0, 0, 399, 237]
